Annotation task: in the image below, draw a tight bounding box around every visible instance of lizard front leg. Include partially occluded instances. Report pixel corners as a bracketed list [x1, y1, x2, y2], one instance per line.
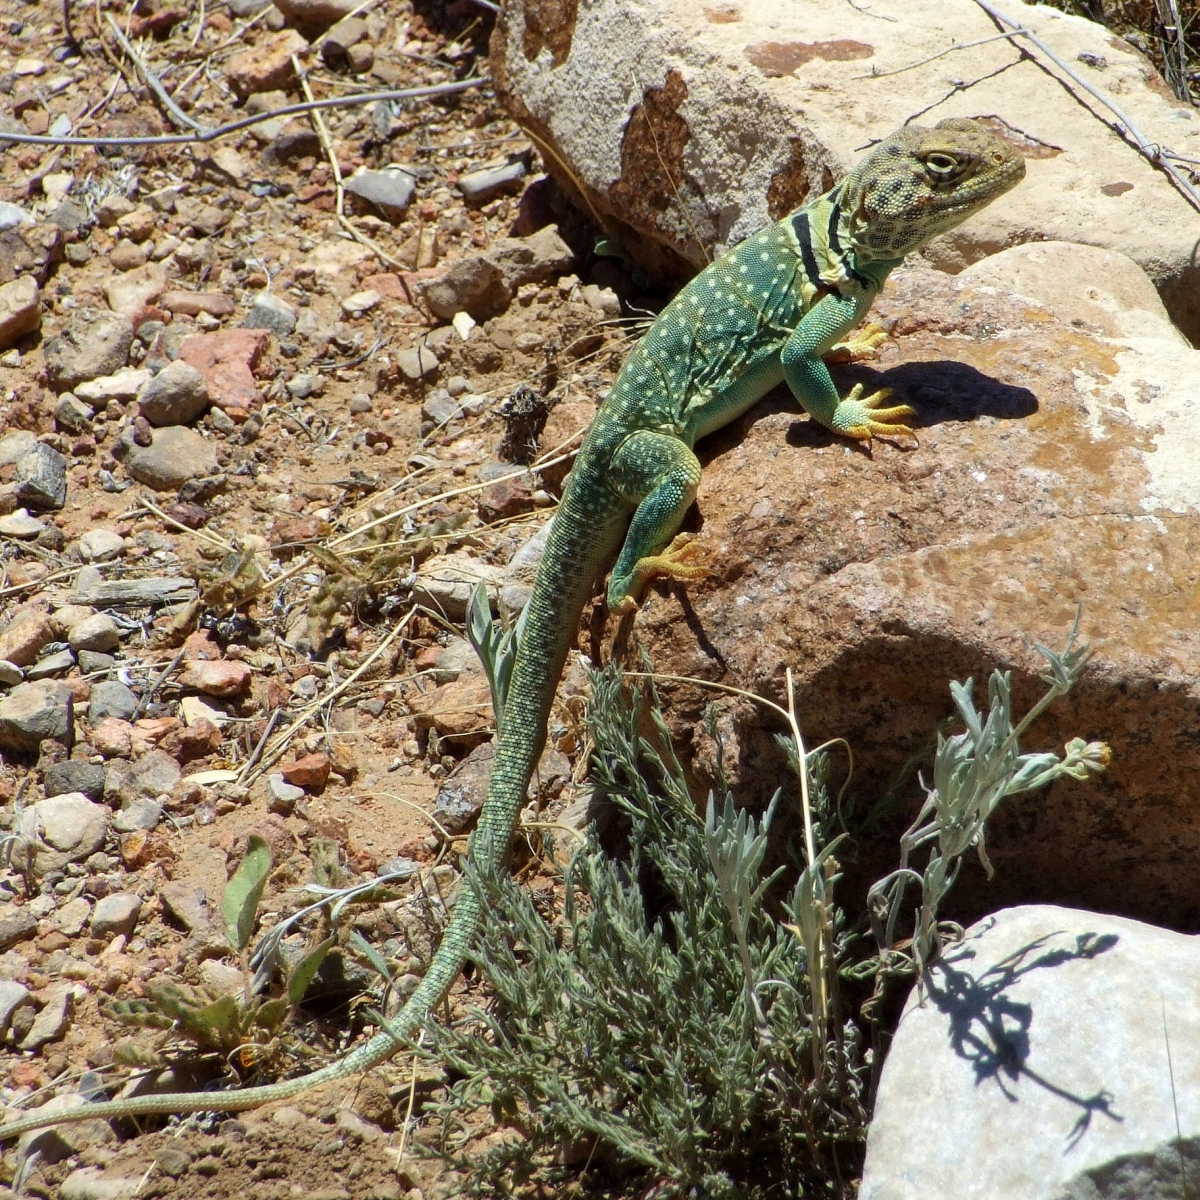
[781, 291, 914, 439]
[606, 430, 710, 614]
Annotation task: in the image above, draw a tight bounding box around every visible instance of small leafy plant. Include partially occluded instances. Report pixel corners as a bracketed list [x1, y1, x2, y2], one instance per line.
[104, 835, 333, 1074]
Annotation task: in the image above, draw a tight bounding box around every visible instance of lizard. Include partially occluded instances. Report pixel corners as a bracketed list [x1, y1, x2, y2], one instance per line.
[1, 117, 1024, 1141]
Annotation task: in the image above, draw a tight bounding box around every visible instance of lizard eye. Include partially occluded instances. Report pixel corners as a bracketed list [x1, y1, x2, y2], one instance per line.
[924, 152, 963, 180]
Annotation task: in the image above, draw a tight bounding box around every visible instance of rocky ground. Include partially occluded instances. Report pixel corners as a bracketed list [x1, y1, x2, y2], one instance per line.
[0, 0, 640, 1195]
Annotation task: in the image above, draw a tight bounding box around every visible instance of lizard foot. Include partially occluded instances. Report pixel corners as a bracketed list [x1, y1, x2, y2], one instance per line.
[830, 383, 916, 440]
[610, 533, 713, 614]
[825, 322, 890, 364]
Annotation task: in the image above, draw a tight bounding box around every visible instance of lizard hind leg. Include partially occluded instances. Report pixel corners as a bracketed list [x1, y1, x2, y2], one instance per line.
[618, 532, 712, 615]
[605, 430, 710, 615]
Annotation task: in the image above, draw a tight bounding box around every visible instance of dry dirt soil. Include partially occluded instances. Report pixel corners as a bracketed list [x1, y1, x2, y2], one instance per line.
[0, 0, 645, 1195]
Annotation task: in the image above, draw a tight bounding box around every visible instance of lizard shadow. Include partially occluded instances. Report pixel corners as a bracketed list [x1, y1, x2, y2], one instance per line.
[815, 359, 1038, 438]
[851, 358, 1039, 428]
[697, 359, 1035, 459]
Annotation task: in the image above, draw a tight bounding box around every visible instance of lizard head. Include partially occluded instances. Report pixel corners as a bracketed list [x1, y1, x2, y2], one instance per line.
[840, 118, 1025, 263]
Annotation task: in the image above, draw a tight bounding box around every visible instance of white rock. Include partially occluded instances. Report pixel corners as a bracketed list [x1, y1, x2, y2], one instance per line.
[59, 1169, 144, 1200]
[17, 792, 109, 874]
[0, 275, 41, 351]
[53, 896, 93, 936]
[0, 508, 45, 539]
[19, 982, 74, 1050]
[0, 202, 34, 232]
[412, 551, 504, 621]
[40, 172, 73, 203]
[67, 613, 120, 653]
[340, 288, 381, 317]
[91, 892, 142, 938]
[74, 367, 152, 403]
[180, 694, 230, 728]
[961, 241, 1187, 344]
[862, 905, 1200, 1200]
[500, 518, 553, 615]
[0, 430, 38, 467]
[77, 528, 126, 562]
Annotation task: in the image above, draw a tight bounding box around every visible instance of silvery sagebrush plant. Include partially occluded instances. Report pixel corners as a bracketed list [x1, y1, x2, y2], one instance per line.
[415, 592, 1108, 1197]
[867, 614, 1110, 979]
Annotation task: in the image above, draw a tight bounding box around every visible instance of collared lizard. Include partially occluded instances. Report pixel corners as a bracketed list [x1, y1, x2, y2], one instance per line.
[1, 117, 1024, 1141]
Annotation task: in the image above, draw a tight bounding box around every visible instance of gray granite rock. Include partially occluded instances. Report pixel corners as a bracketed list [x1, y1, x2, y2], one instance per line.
[44, 758, 105, 800]
[54, 393, 94, 433]
[137, 359, 210, 426]
[88, 679, 138, 723]
[344, 167, 417, 217]
[112, 796, 162, 833]
[91, 892, 142, 937]
[121, 424, 218, 490]
[67, 613, 120, 653]
[16, 442, 67, 510]
[0, 979, 33, 1032]
[0, 679, 73, 752]
[457, 159, 527, 205]
[19, 983, 73, 1050]
[0, 906, 37, 952]
[17, 792, 108, 873]
[243, 291, 297, 336]
[26, 647, 75, 679]
[44, 308, 133, 390]
[397, 342, 440, 380]
[267, 772, 303, 815]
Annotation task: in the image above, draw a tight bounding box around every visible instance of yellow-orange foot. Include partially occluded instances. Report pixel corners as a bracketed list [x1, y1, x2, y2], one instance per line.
[825, 322, 890, 364]
[831, 383, 917, 441]
[610, 533, 713, 615]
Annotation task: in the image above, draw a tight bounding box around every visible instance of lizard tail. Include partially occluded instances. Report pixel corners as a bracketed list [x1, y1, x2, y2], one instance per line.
[2, 478, 630, 1141]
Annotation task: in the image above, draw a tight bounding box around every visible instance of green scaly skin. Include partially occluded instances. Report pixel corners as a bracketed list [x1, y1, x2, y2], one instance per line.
[1, 118, 1023, 1141]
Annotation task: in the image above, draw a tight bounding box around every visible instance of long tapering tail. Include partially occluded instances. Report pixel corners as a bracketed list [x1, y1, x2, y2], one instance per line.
[2, 474, 629, 1141]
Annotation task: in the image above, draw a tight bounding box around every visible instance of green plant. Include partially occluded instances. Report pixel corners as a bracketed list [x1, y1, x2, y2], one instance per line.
[867, 619, 1110, 979]
[466, 581, 528, 737]
[423, 670, 866, 1198]
[419, 617, 1108, 1197]
[104, 835, 333, 1074]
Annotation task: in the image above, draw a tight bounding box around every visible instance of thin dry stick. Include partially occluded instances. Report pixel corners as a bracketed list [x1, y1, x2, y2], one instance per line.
[393, 1030, 425, 1172]
[322, 443, 581, 554]
[190, 0, 206, 50]
[854, 29, 1030, 79]
[0, 79, 486, 147]
[291, 52, 411, 277]
[237, 609, 414, 785]
[138, 496, 235, 553]
[106, 13, 204, 132]
[972, 0, 1200, 212]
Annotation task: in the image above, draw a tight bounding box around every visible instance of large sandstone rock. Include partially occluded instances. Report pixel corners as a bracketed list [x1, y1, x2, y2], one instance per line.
[492, 0, 1200, 340]
[861, 905, 1200, 1199]
[571, 239, 1200, 929]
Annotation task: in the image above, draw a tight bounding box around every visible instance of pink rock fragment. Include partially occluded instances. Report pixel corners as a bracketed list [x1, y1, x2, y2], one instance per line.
[179, 329, 270, 410]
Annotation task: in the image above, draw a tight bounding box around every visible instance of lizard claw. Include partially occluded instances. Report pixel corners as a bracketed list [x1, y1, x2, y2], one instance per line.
[825, 322, 890, 363]
[609, 533, 713, 612]
[831, 384, 916, 440]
